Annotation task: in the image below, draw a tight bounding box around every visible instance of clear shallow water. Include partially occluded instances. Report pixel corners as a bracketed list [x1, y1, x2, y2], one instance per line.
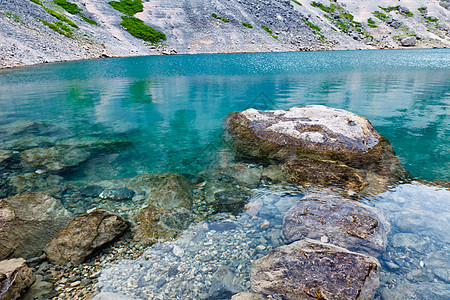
[0, 49, 449, 180]
[0, 49, 449, 299]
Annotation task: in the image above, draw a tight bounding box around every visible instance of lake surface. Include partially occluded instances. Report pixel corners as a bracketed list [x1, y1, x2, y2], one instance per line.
[0, 49, 449, 299]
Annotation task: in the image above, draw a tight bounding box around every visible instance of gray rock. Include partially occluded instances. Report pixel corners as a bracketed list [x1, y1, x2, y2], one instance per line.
[425, 251, 450, 283]
[45, 210, 130, 264]
[400, 36, 416, 47]
[209, 266, 244, 299]
[0, 258, 36, 300]
[251, 239, 380, 300]
[91, 292, 140, 300]
[99, 187, 135, 201]
[231, 292, 266, 300]
[398, 6, 411, 14]
[282, 194, 389, 257]
[0, 192, 72, 260]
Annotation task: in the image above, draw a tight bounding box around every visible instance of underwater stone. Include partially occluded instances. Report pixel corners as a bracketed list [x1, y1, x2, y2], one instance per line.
[0, 192, 72, 260]
[126, 173, 193, 210]
[215, 189, 252, 215]
[282, 194, 389, 257]
[99, 187, 135, 201]
[251, 239, 380, 300]
[0, 258, 36, 300]
[20, 146, 90, 172]
[45, 210, 130, 264]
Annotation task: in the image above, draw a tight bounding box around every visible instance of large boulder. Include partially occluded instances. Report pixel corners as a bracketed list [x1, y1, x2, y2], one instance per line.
[225, 106, 409, 192]
[0, 193, 72, 260]
[20, 146, 90, 172]
[282, 194, 389, 257]
[0, 258, 36, 300]
[251, 239, 380, 300]
[45, 210, 130, 264]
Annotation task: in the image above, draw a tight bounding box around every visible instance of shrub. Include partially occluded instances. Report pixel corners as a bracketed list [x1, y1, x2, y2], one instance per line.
[44, 7, 78, 28]
[372, 11, 388, 21]
[109, 0, 143, 16]
[120, 16, 166, 42]
[41, 19, 73, 37]
[291, 0, 302, 6]
[242, 22, 253, 28]
[261, 24, 278, 39]
[212, 13, 217, 18]
[81, 15, 99, 26]
[54, 0, 79, 14]
[221, 18, 230, 22]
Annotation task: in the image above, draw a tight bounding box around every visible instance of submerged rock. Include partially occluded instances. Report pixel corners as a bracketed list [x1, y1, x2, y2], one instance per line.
[282, 194, 389, 257]
[99, 187, 135, 201]
[250, 239, 380, 300]
[134, 205, 197, 244]
[208, 265, 244, 299]
[215, 189, 252, 215]
[0, 258, 36, 300]
[45, 210, 130, 264]
[225, 105, 409, 192]
[0, 192, 72, 260]
[127, 173, 193, 209]
[20, 146, 90, 172]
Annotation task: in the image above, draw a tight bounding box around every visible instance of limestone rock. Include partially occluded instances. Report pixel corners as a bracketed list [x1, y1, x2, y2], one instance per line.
[400, 36, 416, 47]
[45, 210, 130, 264]
[20, 146, 90, 172]
[0, 258, 36, 300]
[251, 239, 380, 300]
[232, 292, 267, 300]
[225, 106, 409, 192]
[282, 194, 389, 256]
[126, 173, 193, 209]
[0, 193, 72, 260]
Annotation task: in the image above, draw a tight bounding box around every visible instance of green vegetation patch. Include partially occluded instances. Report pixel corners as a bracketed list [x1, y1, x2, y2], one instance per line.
[30, 0, 42, 5]
[221, 18, 230, 23]
[41, 19, 73, 37]
[2, 12, 22, 23]
[425, 16, 438, 22]
[212, 13, 218, 18]
[54, 0, 79, 14]
[291, 0, 302, 6]
[367, 18, 377, 28]
[44, 7, 78, 28]
[311, 1, 338, 13]
[372, 11, 388, 21]
[261, 24, 278, 39]
[120, 16, 166, 43]
[379, 5, 399, 13]
[418, 8, 426, 14]
[242, 22, 253, 28]
[109, 0, 143, 16]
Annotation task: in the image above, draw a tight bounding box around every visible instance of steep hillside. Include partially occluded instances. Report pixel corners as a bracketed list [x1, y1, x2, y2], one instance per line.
[0, 0, 449, 69]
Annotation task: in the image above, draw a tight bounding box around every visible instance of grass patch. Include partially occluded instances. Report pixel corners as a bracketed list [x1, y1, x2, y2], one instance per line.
[30, 0, 42, 5]
[291, 0, 302, 6]
[261, 24, 278, 39]
[120, 16, 166, 43]
[425, 16, 438, 22]
[379, 5, 399, 13]
[311, 1, 337, 13]
[81, 15, 98, 25]
[212, 13, 218, 18]
[367, 18, 377, 28]
[54, 0, 79, 14]
[44, 7, 78, 28]
[2, 12, 22, 23]
[372, 11, 388, 21]
[302, 18, 320, 32]
[242, 22, 253, 28]
[109, 0, 143, 16]
[418, 8, 426, 14]
[221, 18, 230, 23]
[41, 19, 73, 37]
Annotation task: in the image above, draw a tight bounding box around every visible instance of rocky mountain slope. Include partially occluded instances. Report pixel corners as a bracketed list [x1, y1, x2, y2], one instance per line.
[0, 0, 449, 69]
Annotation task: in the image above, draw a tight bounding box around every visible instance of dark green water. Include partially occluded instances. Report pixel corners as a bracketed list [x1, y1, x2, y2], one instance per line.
[0, 49, 449, 180]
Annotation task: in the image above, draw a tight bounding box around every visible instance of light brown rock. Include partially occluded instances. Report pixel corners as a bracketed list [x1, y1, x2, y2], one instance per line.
[0, 258, 36, 300]
[45, 210, 129, 264]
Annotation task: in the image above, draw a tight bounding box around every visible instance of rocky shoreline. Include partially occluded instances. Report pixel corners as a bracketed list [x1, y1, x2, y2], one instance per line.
[1, 0, 449, 69]
[1, 105, 448, 299]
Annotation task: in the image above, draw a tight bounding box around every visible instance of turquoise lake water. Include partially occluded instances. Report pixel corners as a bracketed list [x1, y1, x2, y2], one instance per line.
[0, 49, 449, 299]
[0, 49, 449, 181]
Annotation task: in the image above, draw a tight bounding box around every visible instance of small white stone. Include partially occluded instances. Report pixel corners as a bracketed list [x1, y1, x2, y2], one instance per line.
[172, 245, 184, 257]
[256, 245, 266, 251]
[321, 236, 329, 243]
